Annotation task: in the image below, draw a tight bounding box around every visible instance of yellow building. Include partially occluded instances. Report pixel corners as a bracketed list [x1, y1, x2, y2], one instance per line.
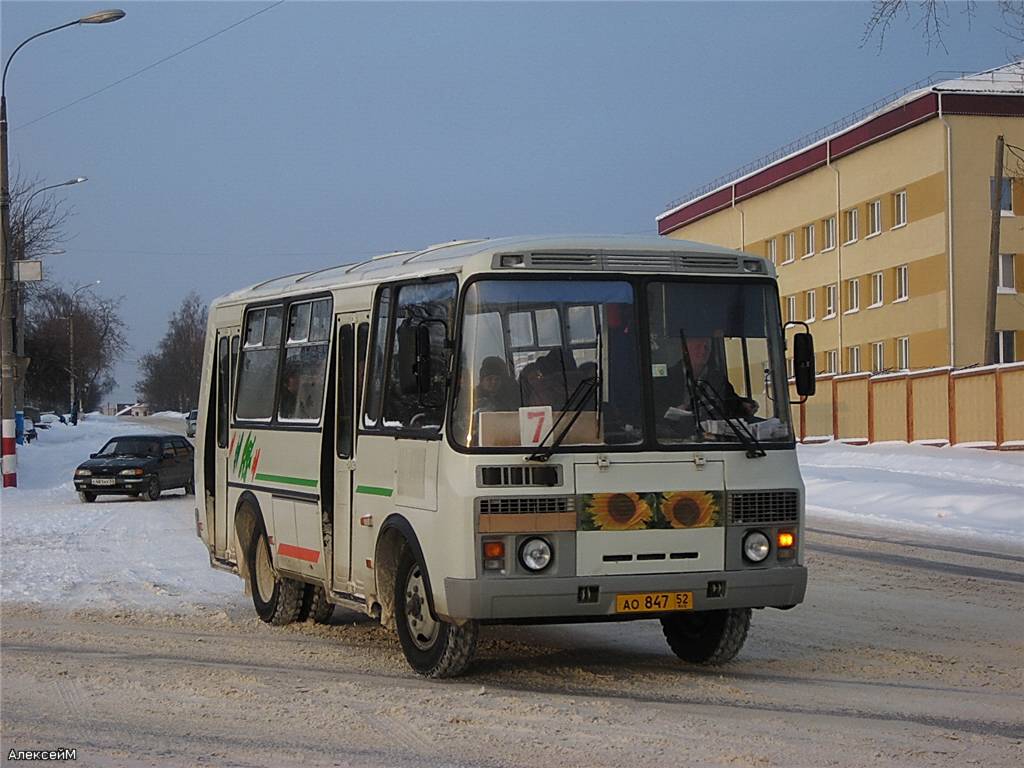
[657, 64, 1024, 375]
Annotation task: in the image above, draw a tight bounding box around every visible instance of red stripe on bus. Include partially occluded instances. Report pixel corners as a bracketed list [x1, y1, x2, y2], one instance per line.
[278, 543, 320, 563]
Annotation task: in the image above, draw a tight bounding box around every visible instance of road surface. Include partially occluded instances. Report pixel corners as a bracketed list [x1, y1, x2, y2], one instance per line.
[2, 508, 1021, 767]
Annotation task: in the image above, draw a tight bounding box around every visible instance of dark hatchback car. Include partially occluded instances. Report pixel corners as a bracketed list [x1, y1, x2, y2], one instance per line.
[74, 434, 195, 502]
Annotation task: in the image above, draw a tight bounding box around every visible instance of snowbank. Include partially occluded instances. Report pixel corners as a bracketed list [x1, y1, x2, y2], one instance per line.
[1, 417, 239, 612]
[799, 441, 1024, 540]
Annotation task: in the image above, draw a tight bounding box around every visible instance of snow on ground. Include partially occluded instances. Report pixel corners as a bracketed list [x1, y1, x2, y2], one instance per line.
[2, 418, 1021, 614]
[0, 416, 239, 613]
[799, 441, 1024, 540]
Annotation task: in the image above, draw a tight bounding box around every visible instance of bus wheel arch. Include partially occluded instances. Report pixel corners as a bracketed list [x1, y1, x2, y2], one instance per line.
[374, 515, 432, 632]
[233, 492, 262, 593]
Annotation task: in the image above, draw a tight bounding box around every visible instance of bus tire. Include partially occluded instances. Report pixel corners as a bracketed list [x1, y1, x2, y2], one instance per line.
[299, 584, 334, 624]
[394, 547, 478, 678]
[660, 608, 751, 666]
[248, 522, 304, 626]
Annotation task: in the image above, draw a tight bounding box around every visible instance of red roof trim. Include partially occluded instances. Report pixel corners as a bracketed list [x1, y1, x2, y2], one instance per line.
[940, 93, 1024, 117]
[735, 143, 828, 202]
[658, 187, 732, 236]
[829, 93, 938, 160]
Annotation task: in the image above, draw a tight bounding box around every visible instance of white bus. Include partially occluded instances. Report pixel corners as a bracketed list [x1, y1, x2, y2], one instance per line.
[195, 235, 815, 678]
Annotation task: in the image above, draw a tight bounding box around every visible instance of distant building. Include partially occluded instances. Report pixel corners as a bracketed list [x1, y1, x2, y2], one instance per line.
[657, 63, 1024, 374]
[114, 403, 150, 418]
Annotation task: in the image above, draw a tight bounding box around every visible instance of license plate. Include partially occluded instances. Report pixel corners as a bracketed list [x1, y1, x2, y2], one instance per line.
[615, 591, 693, 614]
[91, 478, 116, 486]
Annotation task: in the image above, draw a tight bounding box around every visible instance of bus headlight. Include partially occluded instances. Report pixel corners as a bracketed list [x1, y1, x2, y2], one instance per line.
[742, 531, 771, 563]
[519, 537, 553, 572]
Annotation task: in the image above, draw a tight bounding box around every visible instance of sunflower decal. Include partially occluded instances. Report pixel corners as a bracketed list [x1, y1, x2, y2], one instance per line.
[584, 492, 653, 531]
[660, 491, 719, 529]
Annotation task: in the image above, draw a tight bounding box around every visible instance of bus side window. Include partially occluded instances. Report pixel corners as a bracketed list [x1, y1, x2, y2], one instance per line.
[337, 324, 355, 458]
[236, 305, 284, 421]
[217, 337, 229, 448]
[230, 335, 240, 412]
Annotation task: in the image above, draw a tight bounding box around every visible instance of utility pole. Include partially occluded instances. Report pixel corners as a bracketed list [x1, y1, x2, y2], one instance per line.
[1, 91, 16, 486]
[984, 134, 1005, 366]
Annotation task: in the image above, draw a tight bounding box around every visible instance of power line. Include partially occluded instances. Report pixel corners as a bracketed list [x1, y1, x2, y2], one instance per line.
[14, 1, 286, 131]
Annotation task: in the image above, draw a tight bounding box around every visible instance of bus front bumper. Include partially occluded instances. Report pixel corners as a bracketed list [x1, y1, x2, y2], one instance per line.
[443, 566, 807, 622]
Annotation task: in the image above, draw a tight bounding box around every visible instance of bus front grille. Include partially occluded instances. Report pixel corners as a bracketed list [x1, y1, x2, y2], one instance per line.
[727, 490, 800, 525]
[477, 496, 576, 515]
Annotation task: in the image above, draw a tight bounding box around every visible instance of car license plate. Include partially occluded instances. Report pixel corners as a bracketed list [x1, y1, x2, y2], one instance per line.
[615, 591, 693, 614]
[91, 478, 116, 486]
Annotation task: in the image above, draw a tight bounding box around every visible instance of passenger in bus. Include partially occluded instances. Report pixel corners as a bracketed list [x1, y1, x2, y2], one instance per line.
[653, 336, 745, 427]
[279, 364, 306, 420]
[520, 352, 569, 407]
[475, 356, 518, 412]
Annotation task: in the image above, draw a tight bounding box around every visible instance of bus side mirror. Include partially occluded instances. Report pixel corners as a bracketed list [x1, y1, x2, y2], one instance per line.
[793, 332, 816, 398]
[398, 324, 432, 394]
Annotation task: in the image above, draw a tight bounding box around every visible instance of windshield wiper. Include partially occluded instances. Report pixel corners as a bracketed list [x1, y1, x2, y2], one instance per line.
[695, 379, 766, 459]
[527, 375, 599, 462]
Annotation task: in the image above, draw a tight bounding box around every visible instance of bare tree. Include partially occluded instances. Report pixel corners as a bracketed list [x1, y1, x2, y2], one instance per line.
[8, 172, 73, 263]
[23, 285, 128, 412]
[137, 292, 208, 412]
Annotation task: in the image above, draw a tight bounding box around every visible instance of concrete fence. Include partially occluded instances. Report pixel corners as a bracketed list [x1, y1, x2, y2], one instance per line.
[789, 361, 1024, 449]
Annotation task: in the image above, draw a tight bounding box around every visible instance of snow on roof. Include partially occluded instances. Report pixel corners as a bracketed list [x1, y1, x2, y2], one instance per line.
[660, 62, 1024, 221]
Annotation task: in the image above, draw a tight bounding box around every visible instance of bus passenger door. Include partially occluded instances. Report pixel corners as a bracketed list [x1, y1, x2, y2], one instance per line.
[331, 314, 369, 591]
[213, 331, 238, 555]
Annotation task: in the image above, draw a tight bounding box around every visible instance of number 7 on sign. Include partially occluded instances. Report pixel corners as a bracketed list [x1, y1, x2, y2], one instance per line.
[519, 406, 553, 446]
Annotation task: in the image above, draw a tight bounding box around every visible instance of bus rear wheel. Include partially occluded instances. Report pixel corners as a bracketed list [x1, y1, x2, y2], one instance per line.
[299, 584, 334, 624]
[660, 608, 751, 665]
[248, 523, 304, 626]
[394, 548, 478, 678]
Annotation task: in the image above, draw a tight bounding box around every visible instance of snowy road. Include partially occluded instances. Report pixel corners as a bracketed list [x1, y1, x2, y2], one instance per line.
[1, 419, 1022, 766]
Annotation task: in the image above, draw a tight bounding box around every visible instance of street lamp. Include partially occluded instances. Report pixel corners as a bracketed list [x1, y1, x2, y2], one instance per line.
[68, 281, 100, 424]
[0, 9, 124, 487]
[24, 177, 89, 210]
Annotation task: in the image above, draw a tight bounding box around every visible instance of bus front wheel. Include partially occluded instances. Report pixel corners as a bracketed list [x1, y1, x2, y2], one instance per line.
[248, 523, 304, 626]
[394, 548, 478, 678]
[660, 608, 751, 665]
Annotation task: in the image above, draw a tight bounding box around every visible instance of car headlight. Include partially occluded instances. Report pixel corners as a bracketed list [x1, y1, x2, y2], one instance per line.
[119, 468, 144, 476]
[75, 468, 92, 477]
[519, 537, 553, 572]
[743, 531, 771, 563]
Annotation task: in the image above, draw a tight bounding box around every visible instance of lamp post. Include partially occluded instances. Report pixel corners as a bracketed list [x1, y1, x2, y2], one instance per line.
[68, 281, 100, 424]
[1, 9, 124, 487]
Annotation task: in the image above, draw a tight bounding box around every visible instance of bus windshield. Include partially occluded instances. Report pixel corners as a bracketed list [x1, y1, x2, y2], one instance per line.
[452, 279, 644, 449]
[453, 277, 793, 451]
[646, 280, 793, 446]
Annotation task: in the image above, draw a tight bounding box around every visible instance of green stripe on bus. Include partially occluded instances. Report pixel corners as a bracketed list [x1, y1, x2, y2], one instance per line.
[355, 485, 393, 497]
[253, 473, 318, 488]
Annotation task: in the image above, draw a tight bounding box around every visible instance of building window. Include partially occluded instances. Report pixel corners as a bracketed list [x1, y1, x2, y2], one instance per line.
[993, 177, 1014, 213]
[848, 345, 861, 373]
[784, 232, 795, 264]
[897, 336, 910, 370]
[824, 216, 836, 251]
[844, 208, 859, 244]
[870, 272, 884, 307]
[894, 190, 907, 227]
[803, 224, 815, 257]
[996, 331, 1016, 363]
[846, 278, 860, 312]
[872, 341, 885, 373]
[825, 349, 838, 374]
[867, 200, 882, 236]
[786, 295, 797, 323]
[805, 290, 816, 322]
[896, 265, 909, 301]
[825, 283, 837, 318]
[999, 254, 1016, 292]
[766, 238, 777, 266]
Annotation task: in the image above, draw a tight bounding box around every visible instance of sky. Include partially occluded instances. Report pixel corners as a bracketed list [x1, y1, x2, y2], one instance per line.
[1, 0, 1014, 403]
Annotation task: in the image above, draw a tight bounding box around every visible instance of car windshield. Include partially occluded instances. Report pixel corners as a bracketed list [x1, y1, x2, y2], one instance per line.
[452, 279, 643, 449]
[646, 280, 793, 445]
[97, 439, 162, 457]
